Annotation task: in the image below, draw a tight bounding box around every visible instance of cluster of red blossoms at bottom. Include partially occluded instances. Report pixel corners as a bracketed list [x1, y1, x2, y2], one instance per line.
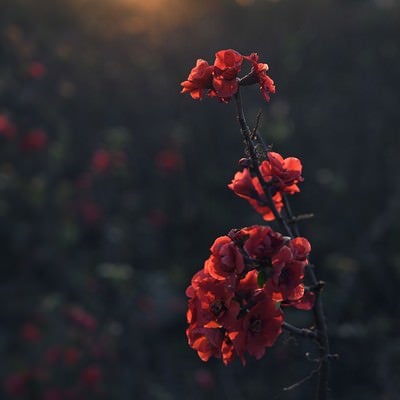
[186, 225, 314, 365]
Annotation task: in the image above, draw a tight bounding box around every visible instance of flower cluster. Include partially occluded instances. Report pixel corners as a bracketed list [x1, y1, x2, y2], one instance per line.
[180, 49, 275, 103]
[229, 152, 303, 220]
[186, 225, 313, 365]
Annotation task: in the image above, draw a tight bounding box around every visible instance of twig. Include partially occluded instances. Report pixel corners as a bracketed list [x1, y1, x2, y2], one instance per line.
[233, 89, 331, 400]
[234, 90, 293, 237]
[283, 364, 321, 392]
[282, 322, 318, 339]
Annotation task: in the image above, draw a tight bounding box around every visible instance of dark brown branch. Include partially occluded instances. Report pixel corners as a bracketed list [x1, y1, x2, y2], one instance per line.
[233, 88, 331, 400]
[287, 213, 315, 224]
[282, 194, 300, 237]
[283, 364, 321, 392]
[234, 90, 293, 237]
[282, 322, 318, 339]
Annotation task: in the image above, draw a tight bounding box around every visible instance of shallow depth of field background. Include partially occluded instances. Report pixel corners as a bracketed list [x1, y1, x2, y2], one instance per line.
[1, 0, 399, 399]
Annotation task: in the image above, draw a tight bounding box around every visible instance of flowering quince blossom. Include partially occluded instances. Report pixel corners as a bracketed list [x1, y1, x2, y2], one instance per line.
[186, 226, 312, 365]
[228, 151, 303, 220]
[228, 162, 283, 221]
[243, 53, 276, 101]
[181, 49, 274, 103]
[259, 152, 304, 194]
[180, 59, 213, 100]
[204, 235, 245, 280]
[211, 49, 243, 101]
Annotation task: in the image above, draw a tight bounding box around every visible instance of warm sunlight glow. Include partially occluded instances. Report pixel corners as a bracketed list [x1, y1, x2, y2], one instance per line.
[109, 0, 203, 37]
[118, 0, 168, 12]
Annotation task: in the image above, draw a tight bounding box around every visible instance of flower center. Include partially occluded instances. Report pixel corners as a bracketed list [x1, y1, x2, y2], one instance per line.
[211, 300, 224, 316]
[250, 318, 262, 334]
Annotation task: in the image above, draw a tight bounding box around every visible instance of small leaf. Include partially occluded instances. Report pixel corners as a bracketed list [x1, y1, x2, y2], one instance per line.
[257, 270, 266, 288]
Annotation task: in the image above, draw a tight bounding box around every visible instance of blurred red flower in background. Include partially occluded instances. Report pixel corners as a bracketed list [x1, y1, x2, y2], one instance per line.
[0, 114, 17, 139]
[28, 61, 47, 79]
[91, 149, 111, 173]
[155, 149, 182, 173]
[66, 306, 97, 331]
[20, 322, 41, 343]
[80, 365, 102, 387]
[21, 128, 48, 151]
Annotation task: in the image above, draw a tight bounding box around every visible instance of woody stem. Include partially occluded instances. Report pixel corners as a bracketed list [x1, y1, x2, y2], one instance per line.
[281, 200, 330, 400]
[233, 89, 330, 400]
[282, 322, 317, 339]
[234, 89, 293, 237]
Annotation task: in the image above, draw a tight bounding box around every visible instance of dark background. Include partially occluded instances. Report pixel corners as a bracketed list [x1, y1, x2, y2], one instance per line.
[1, 0, 399, 398]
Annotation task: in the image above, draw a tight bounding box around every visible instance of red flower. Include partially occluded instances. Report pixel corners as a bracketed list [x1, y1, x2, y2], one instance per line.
[229, 298, 283, 363]
[234, 270, 269, 310]
[259, 152, 303, 194]
[228, 167, 283, 221]
[290, 237, 311, 261]
[186, 270, 238, 329]
[228, 167, 258, 199]
[243, 53, 275, 101]
[272, 261, 306, 301]
[229, 152, 302, 220]
[212, 49, 243, 101]
[0, 114, 17, 139]
[187, 324, 236, 365]
[66, 306, 97, 331]
[155, 149, 182, 172]
[20, 322, 41, 343]
[79, 200, 102, 225]
[186, 325, 224, 362]
[28, 61, 47, 79]
[21, 128, 48, 151]
[269, 237, 311, 302]
[214, 49, 243, 74]
[242, 225, 285, 259]
[80, 365, 102, 387]
[204, 236, 245, 280]
[91, 149, 111, 173]
[181, 59, 213, 100]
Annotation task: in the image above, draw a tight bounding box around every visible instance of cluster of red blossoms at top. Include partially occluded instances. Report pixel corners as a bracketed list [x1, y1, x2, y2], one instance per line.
[229, 151, 303, 220]
[186, 226, 313, 365]
[180, 49, 275, 102]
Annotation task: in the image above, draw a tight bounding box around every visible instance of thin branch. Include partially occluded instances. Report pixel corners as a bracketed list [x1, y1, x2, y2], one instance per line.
[233, 89, 331, 400]
[234, 90, 293, 237]
[282, 194, 300, 237]
[283, 364, 321, 392]
[288, 213, 315, 224]
[282, 322, 318, 339]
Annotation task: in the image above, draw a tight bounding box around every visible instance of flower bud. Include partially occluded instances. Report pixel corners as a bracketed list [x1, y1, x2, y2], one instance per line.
[238, 158, 251, 168]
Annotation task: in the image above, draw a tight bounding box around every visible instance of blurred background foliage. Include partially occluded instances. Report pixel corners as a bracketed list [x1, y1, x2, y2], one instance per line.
[0, 0, 399, 398]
